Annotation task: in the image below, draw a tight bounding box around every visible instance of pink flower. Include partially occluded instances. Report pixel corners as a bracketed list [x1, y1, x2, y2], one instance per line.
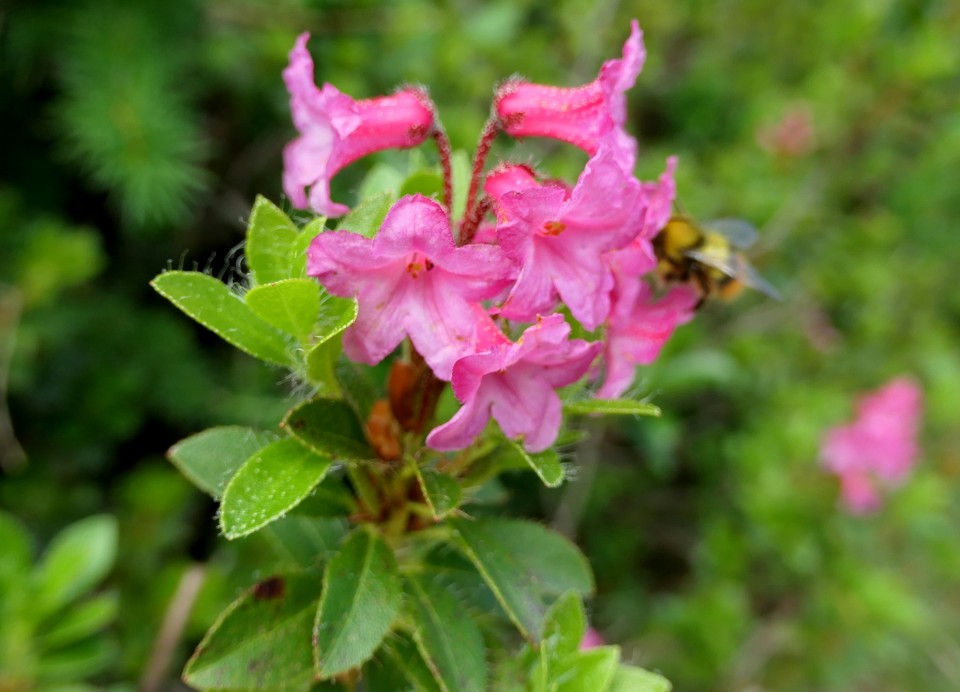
[495, 145, 646, 329]
[821, 377, 923, 514]
[495, 21, 644, 167]
[580, 628, 605, 650]
[283, 33, 435, 217]
[604, 156, 678, 308]
[307, 195, 515, 380]
[483, 163, 543, 203]
[427, 314, 601, 453]
[598, 283, 698, 399]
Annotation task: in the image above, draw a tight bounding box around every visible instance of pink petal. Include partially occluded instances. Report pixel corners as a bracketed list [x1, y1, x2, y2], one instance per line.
[282, 34, 435, 217]
[599, 284, 698, 399]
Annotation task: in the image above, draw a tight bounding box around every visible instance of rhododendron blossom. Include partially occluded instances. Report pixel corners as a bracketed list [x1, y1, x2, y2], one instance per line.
[308, 195, 514, 380]
[283, 32, 435, 217]
[599, 283, 698, 399]
[495, 20, 644, 168]
[495, 145, 646, 329]
[820, 377, 923, 513]
[427, 315, 601, 453]
[285, 20, 705, 454]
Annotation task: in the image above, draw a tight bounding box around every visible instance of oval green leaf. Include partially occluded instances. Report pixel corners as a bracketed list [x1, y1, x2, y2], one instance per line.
[184, 573, 319, 690]
[542, 591, 587, 658]
[609, 665, 673, 692]
[37, 592, 118, 649]
[374, 632, 442, 692]
[34, 515, 117, 618]
[503, 438, 565, 488]
[449, 517, 593, 641]
[220, 438, 333, 539]
[403, 575, 486, 692]
[414, 467, 463, 519]
[167, 426, 276, 498]
[448, 517, 544, 641]
[263, 516, 349, 570]
[245, 196, 304, 285]
[314, 528, 402, 678]
[151, 271, 292, 365]
[305, 297, 359, 393]
[282, 397, 374, 461]
[553, 645, 620, 692]
[245, 278, 320, 342]
[336, 192, 395, 238]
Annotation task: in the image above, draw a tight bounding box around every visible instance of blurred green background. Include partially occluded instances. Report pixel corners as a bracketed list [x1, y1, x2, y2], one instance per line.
[2, 0, 959, 689]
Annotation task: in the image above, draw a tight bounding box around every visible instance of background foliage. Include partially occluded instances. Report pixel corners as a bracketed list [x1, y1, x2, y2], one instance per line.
[2, 0, 959, 689]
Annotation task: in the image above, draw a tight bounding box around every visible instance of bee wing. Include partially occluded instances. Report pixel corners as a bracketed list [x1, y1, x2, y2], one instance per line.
[685, 249, 782, 300]
[704, 218, 759, 249]
[727, 255, 783, 300]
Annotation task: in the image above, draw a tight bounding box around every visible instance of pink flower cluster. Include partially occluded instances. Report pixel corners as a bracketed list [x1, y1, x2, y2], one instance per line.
[285, 23, 696, 452]
[820, 377, 923, 513]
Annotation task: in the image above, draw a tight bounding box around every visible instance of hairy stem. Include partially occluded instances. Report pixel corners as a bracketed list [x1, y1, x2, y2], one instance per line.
[461, 116, 501, 241]
[432, 127, 453, 214]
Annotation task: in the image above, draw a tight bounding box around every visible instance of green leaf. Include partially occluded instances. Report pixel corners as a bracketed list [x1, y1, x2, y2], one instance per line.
[245, 196, 301, 285]
[296, 217, 325, 277]
[282, 397, 374, 461]
[220, 438, 333, 539]
[36, 637, 115, 683]
[400, 170, 444, 200]
[316, 295, 358, 340]
[314, 528, 402, 677]
[376, 632, 442, 692]
[0, 511, 32, 578]
[305, 333, 344, 396]
[531, 592, 589, 690]
[333, 356, 380, 420]
[563, 399, 661, 417]
[34, 515, 117, 618]
[449, 518, 593, 641]
[263, 516, 349, 569]
[245, 279, 320, 342]
[552, 646, 620, 692]
[542, 591, 587, 658]
[347, 464, 383, 518]
[336, 192, 395, 238]
[414, 467, 463, 519]
[404, 575, 486, 692]
[183, 573, 319, 690]
[448, 517, 544, 641]
[304, 298, 359, 393]
[167, 426, 276, 498]
[502, 438, 565, 488]
[358, 163, 405, 200]
[451, 149, 470, 222]
[38, 592, 118, 649]
[151, 271, 292, 365]
[481, 520, 593, 597]
[608, 665, 672, 692]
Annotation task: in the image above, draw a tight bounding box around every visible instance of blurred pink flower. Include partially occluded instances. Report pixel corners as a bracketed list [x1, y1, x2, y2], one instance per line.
[307, 195, 515, 380]
[426, 314, 600, 453]
[757, 104, 816, 158]
[580, 627, 605, 650]
[495, 20, 644, 169]
[820, 377, 923, 513]
[283, 33, 435, 217]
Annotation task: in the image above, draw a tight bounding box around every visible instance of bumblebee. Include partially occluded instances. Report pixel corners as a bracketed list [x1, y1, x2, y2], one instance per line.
[652, 215, 780, 305]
